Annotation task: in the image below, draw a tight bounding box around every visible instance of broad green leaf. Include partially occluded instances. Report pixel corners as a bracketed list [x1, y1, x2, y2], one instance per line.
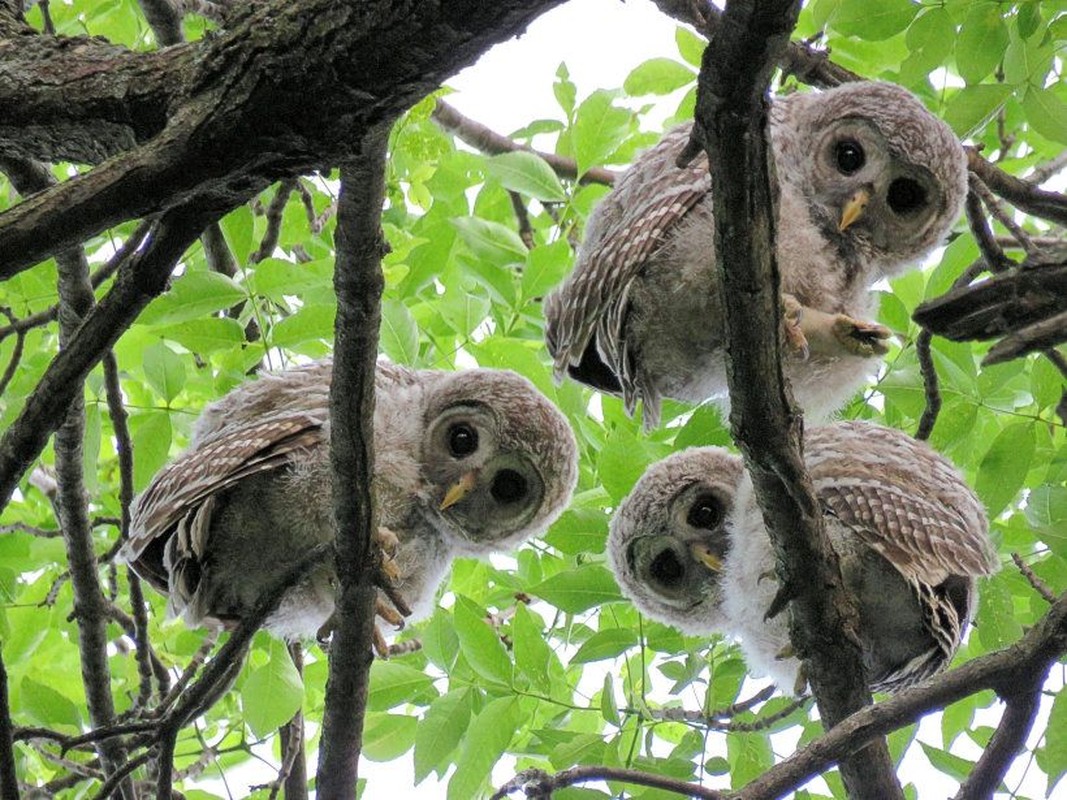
[251, 257, 333, 302]
[240, 641, 303, 738]
[159, 317, 245, 353]
[485, 151, 567, 202]
[675, 26, 705, 67]
[1022, 86, 1067, 145]
[138, 271, 247, 326]
[143, 341, 186, 403]
[131, 411, 172, 491]
[600, 672, 619, 725]
[452, 216, 528, 265]
[955, 4, 1008, 84]
[832, 0, 916, 40]
[975, 422, 1034, 517]
[1039, 690, 1067, 795]
[447, 697, 521, 800]
[976, 575, 1024, 651]
[531, 564, 624, 614]
[512, 603, 554, 691]
[367, 661, 436, 712]
[570, 628, 638, 664]
[598, 438, 672, 502]
[623, 58, 695, 96]
[437, 287, 491, 338]
[1003, 34, 1053, 87]
[379, 299, 419, 364]
[726, 732, 773, 787]
[554, 62, 577, 116]
[920, 743, 978, 783]
[522, 238, 572, 299]
[19, 676, 83, 728]
[453, 595, 512, 685]
[942, 84, 1012, 138]
[361, 713, 418, 762]
[414, 689, 472, 784]
[269, 303, 335, 348]
[573, 89, 632, 174]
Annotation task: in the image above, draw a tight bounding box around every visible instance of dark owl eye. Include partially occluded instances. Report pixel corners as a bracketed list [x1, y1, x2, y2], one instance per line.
[490, 468, 528, 504]
[887, 177, 927, 215]
[687, 494, 723, 530]
[649, 548, 685, 585]
[834, 140, 866, 175]
[447, 423, 479, 458]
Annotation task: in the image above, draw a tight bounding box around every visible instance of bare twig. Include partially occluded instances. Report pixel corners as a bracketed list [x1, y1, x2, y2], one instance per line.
[432, 100, 616, 186]
[492, 765, 723, 799]
[250, 179, 296, 264]
[967, 149, 1067, 228]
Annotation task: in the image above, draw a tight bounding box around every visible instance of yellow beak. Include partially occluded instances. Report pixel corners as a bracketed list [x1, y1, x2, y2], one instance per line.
[689, 542, 723, 573]
[838, 188, 871, 232]
[439, 471, 478, 510]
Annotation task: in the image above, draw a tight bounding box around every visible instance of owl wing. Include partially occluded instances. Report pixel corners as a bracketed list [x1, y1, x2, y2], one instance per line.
[123, 410, 327, 593]
[816, 480, 998, 586]
[544, 123, 710, 416]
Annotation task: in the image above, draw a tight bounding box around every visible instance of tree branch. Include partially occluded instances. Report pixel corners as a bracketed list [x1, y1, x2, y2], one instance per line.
[0, 649, 18, 800]
[314, 126, 390, 799]
[689, 1, 901, 797]
[0, 0, 566, 279]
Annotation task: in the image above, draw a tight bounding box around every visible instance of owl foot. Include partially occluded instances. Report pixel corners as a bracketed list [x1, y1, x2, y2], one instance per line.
[782, 295, 810, 361]
[831, 316, 892, 357]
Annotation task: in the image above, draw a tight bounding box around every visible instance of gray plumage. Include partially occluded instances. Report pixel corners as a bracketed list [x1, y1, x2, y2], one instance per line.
[545, 82, 968, 427]
[122, 360, 579, 640]
[607, 421, 998, 693]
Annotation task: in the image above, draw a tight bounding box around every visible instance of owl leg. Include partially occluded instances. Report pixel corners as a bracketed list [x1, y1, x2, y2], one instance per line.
[781, 294, 811, 361]
[797, 306, 892, 358]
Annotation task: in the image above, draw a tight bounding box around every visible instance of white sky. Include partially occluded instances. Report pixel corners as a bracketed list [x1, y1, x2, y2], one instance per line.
[207, 2, 1055, 798]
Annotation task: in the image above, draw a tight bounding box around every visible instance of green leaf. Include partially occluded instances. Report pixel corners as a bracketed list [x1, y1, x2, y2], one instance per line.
[522, 238, 572, 299]
[573, 89, 632, 174]
[975, 422, 1034, 517]
[19, 676, 83, 728]
[240, 640, 303, 738]
[530, 564, 624, 614]
[600, 672, 619, 725]
[512, 603, 553, 691]
[131, 411, 172, 492]
[832, 0, 917, 40]
[361, 713, 418, 762]
[942, 84, 1012, 138]
[484, 151, 567, 202]
[726, 732, 773, 787]
[976, 575, 1024, 651]
[142, 341, 186, 403]
[379, 299, 419, 364]
[437, 287, 491, 338]
[570, 628, 638, 664]
[138, 271, 247, 326]
[1003, 34, 1053, 87]
[367, 661, 436, 712]
[623, 58, 695, 96]
[919, 742, 977, 783]
[447, 697, 521, 800]
[1039, 689, 1067, 795]
[1022, 86, 1067, 144]
[414, 688, 472, 784]
[251, 257, 333, 302]
[159, 317, 245, 354]
[270, 303, 335, 348]
[955, 4, 1009, 84]
[675, 26, 705, 67]
[598, 438, 672, 502]
[453, 595, 512, 685]
[452, 216, 527, 266]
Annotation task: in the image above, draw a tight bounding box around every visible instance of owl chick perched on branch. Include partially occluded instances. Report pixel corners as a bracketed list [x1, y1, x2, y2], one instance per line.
[122, 360, 578, 650]
[607, 421, 998, 693]
[545, 82, 968, 427]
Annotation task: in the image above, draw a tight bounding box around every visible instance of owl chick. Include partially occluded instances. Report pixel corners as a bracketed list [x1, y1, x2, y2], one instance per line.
[122, 360, 578, 644]
[545, 82, 968, 427]
[607, 421, 998, 693]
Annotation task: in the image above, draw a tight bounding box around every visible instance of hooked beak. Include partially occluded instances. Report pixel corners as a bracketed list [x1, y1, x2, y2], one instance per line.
[838, 187, 871, 232]
[689, 542, 723, 573]
[439, 471, 478, 510]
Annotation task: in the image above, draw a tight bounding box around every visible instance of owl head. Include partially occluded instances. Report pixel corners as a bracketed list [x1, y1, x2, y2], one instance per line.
[607, 447, 743, 634]
[419, 369, 578, 556]
[774, 81, 968, 276]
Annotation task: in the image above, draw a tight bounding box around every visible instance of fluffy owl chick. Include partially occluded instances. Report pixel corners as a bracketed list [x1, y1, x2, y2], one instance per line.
[546, 82, 968, 427]
[607, 421, 998, 693]
[122, 361, 578, 642]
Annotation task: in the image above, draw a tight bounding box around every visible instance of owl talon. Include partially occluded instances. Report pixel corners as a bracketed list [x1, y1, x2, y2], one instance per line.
[782, 295, 811, 361]
[832, 316, 892, 357]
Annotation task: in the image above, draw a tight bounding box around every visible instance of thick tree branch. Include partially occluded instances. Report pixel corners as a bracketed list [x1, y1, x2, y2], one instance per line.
[689, 1, 901, 797]
[0, 0, 565, 278]
[0, 649, 17, 800]
[315, 126, 390, 799]
[0, 205, 210, 512]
